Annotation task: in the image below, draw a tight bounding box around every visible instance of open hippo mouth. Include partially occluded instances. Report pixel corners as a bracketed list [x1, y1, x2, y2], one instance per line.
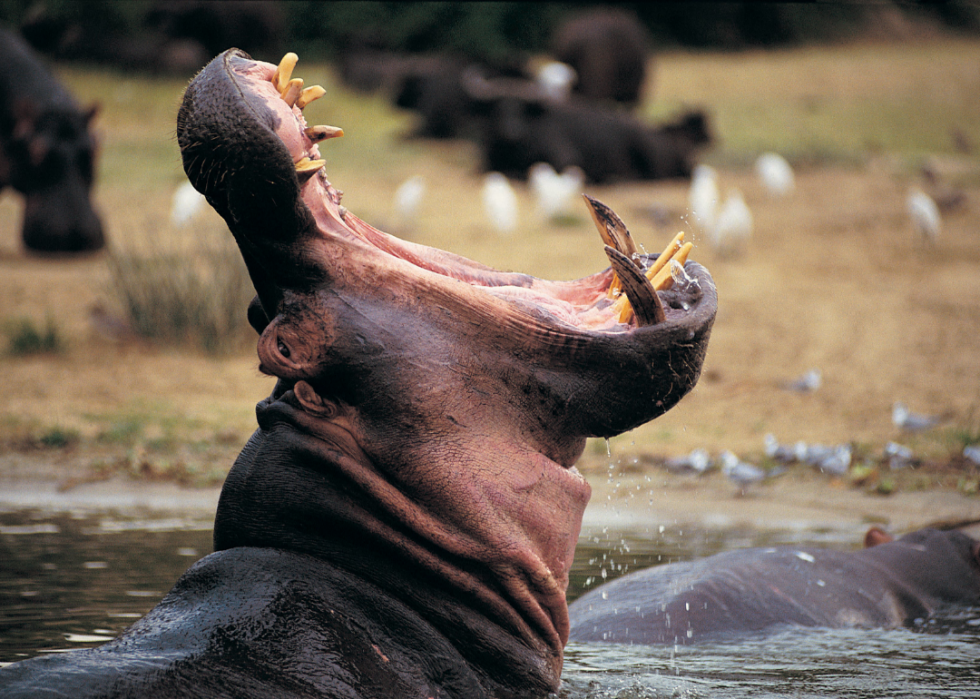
[176, 50, 716, 694]
[178, 50, 715, 448]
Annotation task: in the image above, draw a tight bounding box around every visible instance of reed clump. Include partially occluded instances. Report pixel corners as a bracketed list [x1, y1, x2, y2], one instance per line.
[106, 223, 255, 355]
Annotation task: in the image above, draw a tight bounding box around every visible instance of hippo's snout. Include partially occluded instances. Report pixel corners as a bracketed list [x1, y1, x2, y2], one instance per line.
[22, 186, 104, 253]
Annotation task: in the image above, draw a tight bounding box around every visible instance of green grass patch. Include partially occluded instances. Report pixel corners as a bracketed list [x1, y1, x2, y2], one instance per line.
[2, 315, 65, 356]
[36, 426, 81, 449]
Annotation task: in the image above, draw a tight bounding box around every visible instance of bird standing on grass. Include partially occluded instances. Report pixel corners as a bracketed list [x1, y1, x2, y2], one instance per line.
[170, 180, 207, 228]
[529, 162, 584, 221]
[482, 172, 518, 235]
[711, 189, 753, 258]
[393, 175, 426, 233]
[906, 188, 941, 244]
[755, 152, 795, 197]
[688, 164, 719, 234]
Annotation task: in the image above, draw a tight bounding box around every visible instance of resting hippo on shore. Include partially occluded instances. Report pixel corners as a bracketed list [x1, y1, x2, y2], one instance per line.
[0, 50, 716, 698]
[569, 526, 980, 646]
[0, 27, 103, 253]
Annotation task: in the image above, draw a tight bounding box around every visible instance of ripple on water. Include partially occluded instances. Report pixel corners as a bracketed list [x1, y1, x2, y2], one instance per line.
[2, 510, 979, 698]
[560, 624, 980, 699]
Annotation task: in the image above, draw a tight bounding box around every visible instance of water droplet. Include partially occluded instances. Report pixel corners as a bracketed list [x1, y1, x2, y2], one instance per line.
[604, 438, 611, 457]
[600, 568, 608, 580]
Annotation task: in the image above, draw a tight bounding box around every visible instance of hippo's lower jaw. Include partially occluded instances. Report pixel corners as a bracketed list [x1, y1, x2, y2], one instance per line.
[174, 50, 716, 696]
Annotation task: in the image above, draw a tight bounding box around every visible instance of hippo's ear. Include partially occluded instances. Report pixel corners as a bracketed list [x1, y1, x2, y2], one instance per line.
[294, 380, 338, 418]
[864, 527, 894, 548]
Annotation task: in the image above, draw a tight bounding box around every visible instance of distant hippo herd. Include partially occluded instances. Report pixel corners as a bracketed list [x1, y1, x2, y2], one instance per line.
[1, 40, 977, 699]
[343, 9, 712, 183]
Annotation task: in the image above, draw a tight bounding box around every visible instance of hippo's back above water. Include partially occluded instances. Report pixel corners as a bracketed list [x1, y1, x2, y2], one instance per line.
[568, 528, 980, 645]
[0, 547, 513, 698]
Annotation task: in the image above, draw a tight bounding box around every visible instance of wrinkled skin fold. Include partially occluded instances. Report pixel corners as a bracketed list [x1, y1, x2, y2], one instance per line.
[0, 49, 715, 698]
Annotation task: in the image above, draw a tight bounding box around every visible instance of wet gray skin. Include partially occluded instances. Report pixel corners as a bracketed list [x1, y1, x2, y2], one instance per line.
[570, 527, 980, 645]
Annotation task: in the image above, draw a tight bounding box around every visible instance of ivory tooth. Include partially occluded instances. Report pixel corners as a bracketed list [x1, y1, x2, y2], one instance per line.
[583, 194, 637, 256]
[295, 157, 326, 173]
[644, 231, 685, 283]
[651, 242, 693, 289]
[296, 85, 326, 109]
[604, 245, 666, 327]
[273, 53, 298, 93]
[281, 78, 304, 107]
[304, 125, 344, 143]
[583, 194, 640, 299]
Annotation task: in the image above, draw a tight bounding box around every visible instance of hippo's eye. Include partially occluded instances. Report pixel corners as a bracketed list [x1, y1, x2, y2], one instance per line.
[277, 339, 291, 358]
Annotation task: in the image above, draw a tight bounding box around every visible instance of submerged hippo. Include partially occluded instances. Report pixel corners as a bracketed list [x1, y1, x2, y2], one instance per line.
[0, 50, 715, 698]
[569, 526, 980, 646]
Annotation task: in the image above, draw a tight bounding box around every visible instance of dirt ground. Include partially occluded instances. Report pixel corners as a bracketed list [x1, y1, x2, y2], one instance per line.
[0, 40, 978, 537]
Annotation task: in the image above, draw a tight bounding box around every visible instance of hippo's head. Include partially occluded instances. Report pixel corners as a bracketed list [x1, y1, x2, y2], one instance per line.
[7, 101, 104, 253]
[177, 50, 715, 694]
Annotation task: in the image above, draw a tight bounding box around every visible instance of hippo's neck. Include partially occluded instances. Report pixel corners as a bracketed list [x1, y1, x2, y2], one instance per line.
[213, 390, 590, 694]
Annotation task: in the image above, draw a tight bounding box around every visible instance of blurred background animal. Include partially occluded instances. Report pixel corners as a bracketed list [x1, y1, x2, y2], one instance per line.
[0, 26, 103, 253]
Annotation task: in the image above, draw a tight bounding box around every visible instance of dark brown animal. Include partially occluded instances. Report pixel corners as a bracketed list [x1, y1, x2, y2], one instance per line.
[552, 8, 652, 107]
[0, 27, 103, 253]
[464, 71, 711, 183]
[0, 49, 716, 698]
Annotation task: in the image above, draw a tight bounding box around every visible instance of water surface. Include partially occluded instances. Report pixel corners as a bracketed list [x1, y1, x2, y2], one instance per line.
[1, 507, 978, 698]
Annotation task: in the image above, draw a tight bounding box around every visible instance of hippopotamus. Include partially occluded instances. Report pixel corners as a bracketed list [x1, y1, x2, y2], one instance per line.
[569, 526, 980, 646]
[0, 27, 104, 253]
[0, 50, 716, 698]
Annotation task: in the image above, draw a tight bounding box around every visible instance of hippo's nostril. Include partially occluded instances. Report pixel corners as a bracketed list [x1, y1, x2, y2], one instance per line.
[277, 339, 291, 358]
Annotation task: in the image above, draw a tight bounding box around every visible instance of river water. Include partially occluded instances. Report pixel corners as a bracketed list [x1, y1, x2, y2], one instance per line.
[1, 507, 978, 698]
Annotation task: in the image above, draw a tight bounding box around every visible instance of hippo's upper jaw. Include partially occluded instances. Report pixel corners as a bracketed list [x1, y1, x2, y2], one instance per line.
[177, 50, 716, 695]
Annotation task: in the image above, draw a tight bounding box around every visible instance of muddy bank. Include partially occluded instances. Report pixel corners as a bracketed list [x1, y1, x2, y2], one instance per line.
[3, 452, 978, 542]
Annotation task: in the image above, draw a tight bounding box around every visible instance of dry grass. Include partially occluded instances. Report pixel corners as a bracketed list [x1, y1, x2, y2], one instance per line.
[0, 38, 978, 491]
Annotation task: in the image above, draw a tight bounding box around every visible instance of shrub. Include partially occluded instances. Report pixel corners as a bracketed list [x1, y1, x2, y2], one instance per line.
[106, 226, 256, 354]
[2, 314, 64, 355]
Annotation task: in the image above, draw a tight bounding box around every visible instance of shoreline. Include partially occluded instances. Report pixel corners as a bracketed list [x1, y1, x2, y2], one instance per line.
[4, 460, 978, 543]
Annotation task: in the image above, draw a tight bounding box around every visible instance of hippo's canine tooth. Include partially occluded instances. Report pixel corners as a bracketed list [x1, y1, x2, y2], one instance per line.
[297, 85, 326, 110]
[604, 245, 666, 327]
[584, 194, 637, 257]
[583, 194, 638, 300]
[295, 157, 326, 174]
[305, 125, 344, 143]
[281, 78, 304, 107]
[273, 52, 298, 93]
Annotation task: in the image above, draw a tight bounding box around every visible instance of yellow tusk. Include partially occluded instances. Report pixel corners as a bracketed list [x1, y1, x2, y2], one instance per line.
[651, 242, 693, 290]
[296, 85, 326, 109]
[281, 78, 304, 107]
[305, 125, 344, 142]
[610, 237, 693, 323]
[644, 232, 685, 282]
[273, 53, 298, 93]
[295, 157, 326, 173]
